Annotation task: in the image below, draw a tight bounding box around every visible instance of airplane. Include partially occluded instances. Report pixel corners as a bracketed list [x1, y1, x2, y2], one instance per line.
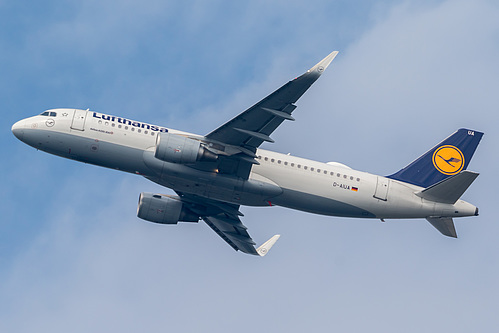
[11, 51, 483, 256]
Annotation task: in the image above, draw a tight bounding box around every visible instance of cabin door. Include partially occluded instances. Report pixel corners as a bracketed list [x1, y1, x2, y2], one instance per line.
[374, 177, 390, 201]
[71, 109, 88, 131]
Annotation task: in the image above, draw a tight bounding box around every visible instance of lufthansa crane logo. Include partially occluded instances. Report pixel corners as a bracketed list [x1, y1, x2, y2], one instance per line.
[432, 145, 464, 175]
[45, 119, 55, 127]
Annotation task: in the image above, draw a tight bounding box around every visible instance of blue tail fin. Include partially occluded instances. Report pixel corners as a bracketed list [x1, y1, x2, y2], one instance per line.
[388, 128, 483, 188]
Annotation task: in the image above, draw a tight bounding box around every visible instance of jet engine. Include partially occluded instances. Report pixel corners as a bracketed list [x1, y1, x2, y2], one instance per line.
[154, 132, 217, 164]
[137, 193, 199, 224]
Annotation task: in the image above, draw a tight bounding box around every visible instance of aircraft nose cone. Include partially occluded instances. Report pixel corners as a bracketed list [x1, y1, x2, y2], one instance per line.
[12, 120, 25, 141]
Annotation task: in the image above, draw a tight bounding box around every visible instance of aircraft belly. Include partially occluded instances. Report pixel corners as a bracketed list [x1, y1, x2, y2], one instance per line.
[144, 174, 280, 207]
[252, 167, 377, 218]
[79, 140, 150, 174]
[364, 180, 443, 219]
[143, 149, 282, 206]
[252, 162, 450, 219]
[273, 188, 375, 217]
[23, 129, 153, 175]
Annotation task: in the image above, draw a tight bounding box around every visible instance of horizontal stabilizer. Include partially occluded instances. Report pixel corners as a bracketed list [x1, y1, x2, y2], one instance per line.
[256, 235, 280, 257]
[426, 217, 457, 238]
[416, 171, 479, 204]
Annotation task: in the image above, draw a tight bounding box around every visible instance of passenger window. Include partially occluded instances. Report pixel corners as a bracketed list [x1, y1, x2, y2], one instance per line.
[330, 172, 334, 176]
[291, 163, 294, 167]
[264, 157, 268, 161]
[138, 129, 141, 133]
[297, 165, 301, 169]
[343, 175, 347, 179]
[271, 159, 275, 163]
[310, 167, 314, 171]
[284, 161, 288, 166]
[144, 130, 148, 134]
[131, 127, 135, 131]
[278, 160, 281, 164]
[304, 166, 308, 170]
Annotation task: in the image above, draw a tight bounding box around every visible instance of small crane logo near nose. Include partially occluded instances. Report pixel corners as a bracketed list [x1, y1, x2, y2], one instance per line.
[46, 119, 55, 127]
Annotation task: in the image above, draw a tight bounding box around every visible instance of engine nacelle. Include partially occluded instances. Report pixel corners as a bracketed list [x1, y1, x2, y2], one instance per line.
[137, 193, 199, 224]
[154, 132, 217, 164]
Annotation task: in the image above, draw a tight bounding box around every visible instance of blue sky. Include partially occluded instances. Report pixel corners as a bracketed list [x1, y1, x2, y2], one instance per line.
[2, 0, 499, 331]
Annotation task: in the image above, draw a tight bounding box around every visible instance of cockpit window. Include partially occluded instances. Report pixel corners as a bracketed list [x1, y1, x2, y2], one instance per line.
[40, 111, 57, 117]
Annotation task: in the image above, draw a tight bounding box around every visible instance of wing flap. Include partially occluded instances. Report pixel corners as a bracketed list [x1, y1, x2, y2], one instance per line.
[203, 216, 242, 252]
[203, 214, 259, 255]
[203, 214, 280, 256]
[261, 107, 296, 121]
[178, 193, 279, 256]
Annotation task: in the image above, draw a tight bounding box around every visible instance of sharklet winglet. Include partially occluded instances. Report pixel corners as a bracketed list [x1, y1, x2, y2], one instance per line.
[256, 235, 280, 257]
[308, 51, 339, 75]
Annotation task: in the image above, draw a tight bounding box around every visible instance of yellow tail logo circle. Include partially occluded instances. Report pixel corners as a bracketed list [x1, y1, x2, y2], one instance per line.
[432, 145, 464, 175]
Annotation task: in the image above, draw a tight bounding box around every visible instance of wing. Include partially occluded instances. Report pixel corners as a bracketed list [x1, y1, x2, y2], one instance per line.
[177, 192, 280, 256]
[203, 51, 338, 178]
[203, 214, 279, 256]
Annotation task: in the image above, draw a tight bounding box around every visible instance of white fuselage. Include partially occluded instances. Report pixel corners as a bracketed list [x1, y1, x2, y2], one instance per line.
[12, 109, 478, 220]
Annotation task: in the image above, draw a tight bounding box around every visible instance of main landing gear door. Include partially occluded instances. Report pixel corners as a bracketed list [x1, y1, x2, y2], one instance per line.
[374, 176, 390, 201]
[71, 109, 88, 131]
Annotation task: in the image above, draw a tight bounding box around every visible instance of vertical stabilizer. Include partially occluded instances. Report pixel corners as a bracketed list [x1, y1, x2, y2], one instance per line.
[388, 129, 483, 188]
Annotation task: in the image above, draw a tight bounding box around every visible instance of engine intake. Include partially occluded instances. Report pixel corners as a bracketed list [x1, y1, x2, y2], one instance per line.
[137, 193, 199, 224]
[155, 132, 217, 164]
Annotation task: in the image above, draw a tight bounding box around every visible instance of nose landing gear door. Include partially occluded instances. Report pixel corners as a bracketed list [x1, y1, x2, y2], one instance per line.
[71, 109, 88, 131]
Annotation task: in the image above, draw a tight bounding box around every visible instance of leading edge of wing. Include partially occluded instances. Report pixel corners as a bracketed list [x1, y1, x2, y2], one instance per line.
[204, 51, 339, 149]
